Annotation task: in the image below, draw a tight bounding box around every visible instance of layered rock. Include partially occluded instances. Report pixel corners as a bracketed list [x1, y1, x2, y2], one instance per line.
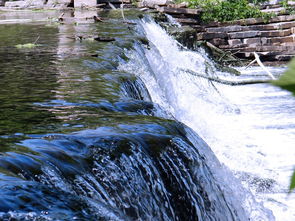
[143, 0, 295, 62]
[196, 16, 295, 61]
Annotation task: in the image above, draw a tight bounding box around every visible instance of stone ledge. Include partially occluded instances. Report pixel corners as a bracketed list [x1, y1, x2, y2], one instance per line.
[197, 32, 227, 40]
[205, 15, 295, 27]
[206, 21, 295, 33]
[227, 45, 295, 53]
[157, 7, 202, 15]
[227, 29, 292, 39]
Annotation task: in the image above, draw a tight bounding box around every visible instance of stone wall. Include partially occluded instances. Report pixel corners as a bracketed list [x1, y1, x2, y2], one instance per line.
[152, 3, 295, 62]
[196, 15, 295, 61]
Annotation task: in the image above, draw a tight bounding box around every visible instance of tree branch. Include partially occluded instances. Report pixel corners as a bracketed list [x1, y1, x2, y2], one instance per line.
[179, 68, 272, 86]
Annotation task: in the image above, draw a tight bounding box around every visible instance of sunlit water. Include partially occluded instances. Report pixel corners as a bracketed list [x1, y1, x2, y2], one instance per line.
[0, 10, 294, 221]
[119, 18, 295, 220]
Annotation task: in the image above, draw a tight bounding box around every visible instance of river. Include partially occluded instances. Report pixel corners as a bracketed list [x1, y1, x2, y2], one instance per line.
[0, 10, 294, 220]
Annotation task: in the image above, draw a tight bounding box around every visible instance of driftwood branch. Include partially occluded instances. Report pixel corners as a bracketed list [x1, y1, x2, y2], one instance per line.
[120, 0, 126, 21]
[179, 68, 272, 86]
[253, 52, 276, 80]
[108, 2, 116, 9]
[244, 52, 276, 80]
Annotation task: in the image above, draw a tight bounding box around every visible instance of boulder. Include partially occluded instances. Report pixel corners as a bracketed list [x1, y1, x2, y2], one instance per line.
[5, 1, 26, 8]
[46, 0, 73, 8]
[74, 0, 97, 8]
[140, 0, 171, 8]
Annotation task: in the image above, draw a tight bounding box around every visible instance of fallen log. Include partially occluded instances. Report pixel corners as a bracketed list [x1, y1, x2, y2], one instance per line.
[179, 68, 272, 86]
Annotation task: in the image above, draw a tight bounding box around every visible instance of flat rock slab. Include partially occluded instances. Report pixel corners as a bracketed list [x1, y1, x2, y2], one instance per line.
[197, 32, 227, 40]
[206, 15, 295, 27]
[206, 21, 295, 33]
[228, 29, 292, 39]
[100, 0, 131, 3]
[228, 31, 260, 39]
[5, 1, 26, 8]
[74, 0, 97, 7]
[157, 7, 202, 15]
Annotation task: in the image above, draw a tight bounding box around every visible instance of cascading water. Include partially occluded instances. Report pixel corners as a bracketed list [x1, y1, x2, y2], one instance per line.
[0, 10, 293, 221]
[119, 17, 295, 220]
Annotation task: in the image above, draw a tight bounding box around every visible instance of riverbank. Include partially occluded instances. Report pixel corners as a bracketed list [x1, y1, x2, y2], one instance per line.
[1, 0, 294, 63]
[143, 1, 295, 62]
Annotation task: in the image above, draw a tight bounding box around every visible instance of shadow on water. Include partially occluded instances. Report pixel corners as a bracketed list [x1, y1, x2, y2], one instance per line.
[0, 10, 252, 220]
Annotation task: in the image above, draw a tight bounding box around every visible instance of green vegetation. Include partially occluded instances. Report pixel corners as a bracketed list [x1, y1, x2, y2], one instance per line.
[15, 43, 38, 49]
[280, 0, 295, 14]
[273, 58, 295, 97]
[290, 171, 295, 193]
[273, 58, 295, 192]
[185, 0, 273, 23]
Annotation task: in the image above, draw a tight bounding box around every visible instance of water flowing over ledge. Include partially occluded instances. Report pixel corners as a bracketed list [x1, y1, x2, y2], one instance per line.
[0, 10, 294, 220]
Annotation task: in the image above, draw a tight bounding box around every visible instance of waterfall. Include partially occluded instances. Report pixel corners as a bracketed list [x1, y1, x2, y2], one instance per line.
[119, 17, 295, 220]
[1, 12, 294, 221]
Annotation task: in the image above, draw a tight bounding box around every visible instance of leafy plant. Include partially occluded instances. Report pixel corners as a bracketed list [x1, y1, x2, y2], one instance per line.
[290, 170, 295, 193]
[272, 58, 295, 192]
[187, 0, 273, 23]
[15, 43, 38, 49]
[273, 58, 295, 96]
[280, 0, 295, 15]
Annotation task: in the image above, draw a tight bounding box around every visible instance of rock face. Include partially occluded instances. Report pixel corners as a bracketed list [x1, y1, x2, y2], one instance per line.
[141, 1, 295, 62]
[195, 15, 295, 61]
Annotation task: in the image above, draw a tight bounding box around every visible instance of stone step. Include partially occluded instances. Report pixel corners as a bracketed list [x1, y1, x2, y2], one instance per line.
[197, 28, 293, 41]
[156, 7, 202, 15]
[197, 32, 227, 40]
[228, 29, 292, 39]
[75, 0, 97, 7]
[99, 0, 131, 3]
[206, 15, 295, 27]
[226, 50, 295, 60]
[5, 1, 26, 8]
[176, 18, 200, 25]
[275, 54, 295, 61]
[206, 21, 295, 33]
[227, 45, 295, 53]
[245, 36, 295, 45]
[261, 7, 287, 15]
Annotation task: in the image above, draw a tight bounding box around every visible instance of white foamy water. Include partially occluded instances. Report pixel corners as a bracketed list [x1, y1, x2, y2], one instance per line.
[120, 18, 295, 220]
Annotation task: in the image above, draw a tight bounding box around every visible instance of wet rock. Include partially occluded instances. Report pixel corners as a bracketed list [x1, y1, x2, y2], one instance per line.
[140, 0, 171, 8]
[157, 6, 202, 15]
[228, 31, 260, 39]
[167, 26, 197, 49]
[74, 0, 96, 8]
[46, 0, 73, 8]
[197, 32, 227, 40]
[260, 29, 292, 37]
[4, 1, 26, 8]
[93, 36, 116, 42]
[228, 39, 242, 47]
